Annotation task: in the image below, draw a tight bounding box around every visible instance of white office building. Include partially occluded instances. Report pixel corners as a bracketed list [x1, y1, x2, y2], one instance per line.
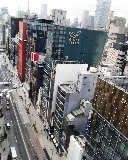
[88, 15, 94, 29]
[51, 63, 88, 113]
[67, 136, 84, 160]
[81, 10, 89, 28]
[94, 0, 111, 30]
[16, 10, 28, 18]
[39, 4, 47, 19]
[73, 18, 79, 27]
[51, 9, 67, 25]
[107, 11, 126, 43]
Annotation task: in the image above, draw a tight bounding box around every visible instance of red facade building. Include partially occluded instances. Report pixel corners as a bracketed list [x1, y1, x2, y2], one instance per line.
[18, 22, 27, 81]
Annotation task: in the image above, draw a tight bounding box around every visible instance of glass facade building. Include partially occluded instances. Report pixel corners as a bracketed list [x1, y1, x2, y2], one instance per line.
[94, 0, 111, 30]
[84, 77, 128, 160]
[64, 27, 107, 68]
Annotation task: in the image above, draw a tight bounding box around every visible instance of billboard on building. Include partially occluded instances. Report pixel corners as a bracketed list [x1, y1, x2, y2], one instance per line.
[31, 52, 45, 62]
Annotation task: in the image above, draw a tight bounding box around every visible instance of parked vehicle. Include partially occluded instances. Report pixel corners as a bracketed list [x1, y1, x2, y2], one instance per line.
[6, 123, 10, 129]
[6, 100, 10, 105]
[6, 106, 10, 110]
[10, 147, 17, 159]
[12, 84, 18, 89]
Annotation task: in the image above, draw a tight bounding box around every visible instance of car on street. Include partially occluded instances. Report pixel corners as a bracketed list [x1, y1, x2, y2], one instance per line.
[10, 147, 17, 159]
[0, 93, 3, 99]
[20, 83, 23, 87]
[12, 84, 18, 89]
[6, 106, 10, 110]
[6, 100, 10, 105]
[6, 123, 10, 129]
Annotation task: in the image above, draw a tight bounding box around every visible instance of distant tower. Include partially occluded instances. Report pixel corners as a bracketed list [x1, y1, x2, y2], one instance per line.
[94, 0, 111, 30]
[27, 0, 30, 16]
[39, 4, 47, 19]
[82, 10, 89, 28]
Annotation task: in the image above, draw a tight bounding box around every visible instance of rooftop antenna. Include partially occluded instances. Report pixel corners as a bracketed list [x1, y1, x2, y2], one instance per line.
[27, 0, 30, 16]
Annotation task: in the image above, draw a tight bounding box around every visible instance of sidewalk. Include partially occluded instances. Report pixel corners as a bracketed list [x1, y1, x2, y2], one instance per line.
[5, 54, 65, 160]
[17, 88, 61, 160]
[0, 108, 10, 160]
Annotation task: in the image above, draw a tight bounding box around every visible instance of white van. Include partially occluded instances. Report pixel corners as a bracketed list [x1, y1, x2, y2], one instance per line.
[10, 147, 17, 159]
[6, 123, 10, 129]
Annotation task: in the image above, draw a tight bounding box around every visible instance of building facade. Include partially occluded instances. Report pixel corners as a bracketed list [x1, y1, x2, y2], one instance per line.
[8, 17, 23, 60]
[81, 10, 89, 28]
[46, 26, 107, 68]
[84, 77, 128, 160]
[39, 4, 47, 19]
[24, 19, 53, 98]
[41, 61, 88, 129]
[18, 21, 27, 81]
[94, 0, 111, 30]
[107, 11, 126, 43]
[0, 21, 5, 45]
[64, 27, 107, 68]
[51, 9, 67, 26]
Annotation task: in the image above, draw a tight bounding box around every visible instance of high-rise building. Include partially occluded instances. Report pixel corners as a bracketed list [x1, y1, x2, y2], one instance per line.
[1, 7, 9, 21]
[7, 17, 23, 60]
[16, 10, 28, 18]
[107, 11, 126, 43]
[46, 26, 107, 68]
[67, 76, 128, 160]
[94, 0, 111, 30]
[39, 4, 47, 19]
[73, 18, 79, 27]
[82, 10, 89, 28]
[1, 7, 8, 16]
[51, 9, 67, 25]
[84, 77, 128, 160]
[18, 22, 27, 82]
[24, 19, 53, 98]
[41, 60, 88, 129]
[124, 55, 128, 76]
[0, 21, 5, 45]
[88, 16, 94, 29]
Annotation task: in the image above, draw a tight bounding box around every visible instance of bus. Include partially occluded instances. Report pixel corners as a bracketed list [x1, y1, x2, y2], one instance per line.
[10, 147, 17, 159]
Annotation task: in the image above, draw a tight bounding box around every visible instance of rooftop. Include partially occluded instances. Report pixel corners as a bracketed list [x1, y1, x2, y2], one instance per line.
[60, 83, 76, 93]
[102, 76, 128, 92]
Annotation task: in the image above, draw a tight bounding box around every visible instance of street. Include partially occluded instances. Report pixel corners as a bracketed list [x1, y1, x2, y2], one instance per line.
[0, 53, 46, 160]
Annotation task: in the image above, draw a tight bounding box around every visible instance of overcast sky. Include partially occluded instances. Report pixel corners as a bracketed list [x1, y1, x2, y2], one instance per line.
[0, 0, 128, 22]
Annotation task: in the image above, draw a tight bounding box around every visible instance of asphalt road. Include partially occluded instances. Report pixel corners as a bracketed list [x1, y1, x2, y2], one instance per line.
[0, 54, 46, 160]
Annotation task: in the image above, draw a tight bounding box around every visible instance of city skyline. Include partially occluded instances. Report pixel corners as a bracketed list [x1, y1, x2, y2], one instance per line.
[0, 0, 128, 22]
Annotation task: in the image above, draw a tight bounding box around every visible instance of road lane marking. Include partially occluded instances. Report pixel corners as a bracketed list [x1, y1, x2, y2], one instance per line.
[10, 94, 31, 160]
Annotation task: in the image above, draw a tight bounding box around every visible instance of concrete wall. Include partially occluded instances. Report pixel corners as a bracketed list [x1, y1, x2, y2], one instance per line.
[51, 63, 88, 112]
[67, 136, 83, 160]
